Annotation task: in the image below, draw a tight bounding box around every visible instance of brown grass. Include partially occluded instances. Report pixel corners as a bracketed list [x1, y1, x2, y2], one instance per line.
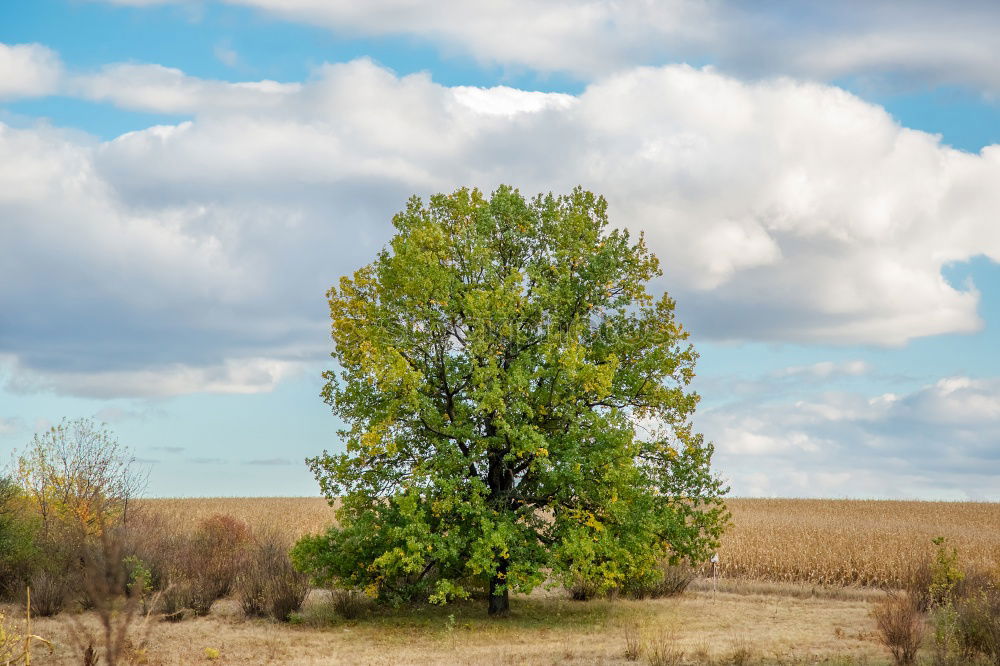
[14, 587, 887, 665]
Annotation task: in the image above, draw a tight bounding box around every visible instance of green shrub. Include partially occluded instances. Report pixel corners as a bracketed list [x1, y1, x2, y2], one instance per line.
[955, 584, 1000, 664]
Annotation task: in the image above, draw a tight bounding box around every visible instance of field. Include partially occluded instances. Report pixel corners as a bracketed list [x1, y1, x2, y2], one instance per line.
[137, 497, 1000, 588]
[14, 498, 1000, 665]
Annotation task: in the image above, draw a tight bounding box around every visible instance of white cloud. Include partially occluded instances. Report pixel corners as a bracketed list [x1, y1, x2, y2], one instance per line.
[701, 376, 1000, 499]
[71, 64, 300, 113]
[4, 57, 1000, 397]
[5, 357, 304, 399]
[0, 43, 62, 100]
[772, 360, 870, 380]
[89, 1, 1000, 96]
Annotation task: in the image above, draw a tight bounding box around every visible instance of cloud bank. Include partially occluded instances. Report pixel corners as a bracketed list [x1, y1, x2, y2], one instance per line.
[93, 1, 1000, 96]
[702, 375, 1000, 499]
[3, 55, 1000, 399]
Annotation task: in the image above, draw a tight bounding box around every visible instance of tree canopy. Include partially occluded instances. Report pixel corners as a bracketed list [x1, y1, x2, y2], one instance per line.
[293, 186, 728, 615]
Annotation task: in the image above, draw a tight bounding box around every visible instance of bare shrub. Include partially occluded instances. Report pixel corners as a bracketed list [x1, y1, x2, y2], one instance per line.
[22, 570, 74, 617]
[158, 581, 197, 623]
[189, 514, 251, 599]
[235, 531, 308, 622]
[872, 592, 925, 666]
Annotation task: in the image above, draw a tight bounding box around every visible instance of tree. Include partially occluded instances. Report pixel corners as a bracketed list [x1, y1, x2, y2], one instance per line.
[294, 186, 728, 616]
[16, 417, 145, 535]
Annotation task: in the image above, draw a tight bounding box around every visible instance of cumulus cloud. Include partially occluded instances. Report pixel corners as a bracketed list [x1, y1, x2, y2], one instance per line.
[0, 43, 63, 100]
[91, 1, 1000, 96]
[4, 57, 1000, 397]
[700, 376, 1000, 499]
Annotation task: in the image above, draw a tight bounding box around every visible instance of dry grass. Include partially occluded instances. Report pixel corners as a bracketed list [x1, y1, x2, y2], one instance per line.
[15, 587, 887, 665]
[718, 499, 1000, 587]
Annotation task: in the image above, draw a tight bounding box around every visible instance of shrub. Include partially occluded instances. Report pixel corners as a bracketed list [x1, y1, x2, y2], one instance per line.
[954, 584, 1000, 664]
[158, 581, 197, 622]
[22, 570, 75, 617]
[0, 478, 43, 600]
[622, 562, 696, 599]
[929, 537, 964, 608]
[872, 592, 925, 666]
[235, 532, 309, 622]
[188, 514, 251, 600]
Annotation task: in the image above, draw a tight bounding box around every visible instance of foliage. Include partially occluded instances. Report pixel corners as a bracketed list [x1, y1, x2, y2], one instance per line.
[14, 418, 145, 536]
[0, 477, 43, 599]
[954, 583, 1000, 665]
[297, 186, 728, 614]
[929, 537, 965, 608]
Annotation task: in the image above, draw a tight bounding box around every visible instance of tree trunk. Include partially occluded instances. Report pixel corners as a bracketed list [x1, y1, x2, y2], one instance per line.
[488, 556, 510, 617]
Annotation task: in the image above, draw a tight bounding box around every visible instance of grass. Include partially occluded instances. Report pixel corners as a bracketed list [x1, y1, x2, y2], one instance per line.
[12, 586, 887, 664]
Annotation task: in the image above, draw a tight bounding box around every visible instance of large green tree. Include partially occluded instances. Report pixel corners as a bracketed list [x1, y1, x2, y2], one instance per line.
[294, 186, 727, 615]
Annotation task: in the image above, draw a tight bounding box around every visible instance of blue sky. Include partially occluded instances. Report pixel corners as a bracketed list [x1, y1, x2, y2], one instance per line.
[2, 0, 999, 498]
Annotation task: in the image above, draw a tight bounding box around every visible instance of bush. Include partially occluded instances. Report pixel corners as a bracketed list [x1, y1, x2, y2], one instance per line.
[189, 514, 251, 600]
[0, 478, 43, 600]
[622, 562, 696, 599]
[954, 584, 1000, 664]
[872, 592, 925, 666]
[235, 532, 309, 622]
[23, 570, 74, 617]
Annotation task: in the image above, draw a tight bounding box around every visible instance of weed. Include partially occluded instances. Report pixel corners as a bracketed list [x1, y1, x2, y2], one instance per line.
[621, 623, 641, 661]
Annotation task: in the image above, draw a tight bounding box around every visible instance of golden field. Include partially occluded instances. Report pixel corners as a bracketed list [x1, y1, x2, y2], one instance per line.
[11, 497, 999, 664]
[137, 496, 1000, 589]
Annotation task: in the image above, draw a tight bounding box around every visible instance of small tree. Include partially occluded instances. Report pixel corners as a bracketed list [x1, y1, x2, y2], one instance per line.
[16, 418, 145, 535]
[294, 186, 728, 616]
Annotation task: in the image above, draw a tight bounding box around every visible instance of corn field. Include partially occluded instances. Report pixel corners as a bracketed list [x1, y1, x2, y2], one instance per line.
[137, 497, 1000, 589]
[718, 498, 1000, 587]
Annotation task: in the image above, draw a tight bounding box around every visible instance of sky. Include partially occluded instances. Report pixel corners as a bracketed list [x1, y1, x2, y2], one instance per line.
[2, 1, 999, 499]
